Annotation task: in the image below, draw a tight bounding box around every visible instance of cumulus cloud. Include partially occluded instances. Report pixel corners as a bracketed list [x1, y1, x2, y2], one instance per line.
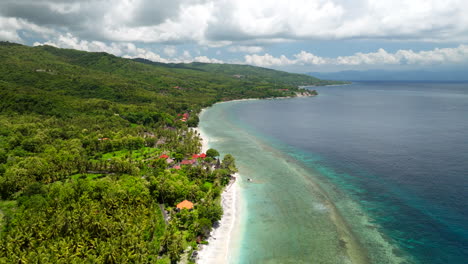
[244, 53, 294, 67]
[1, 0, 468, 45]
[228, 45, 263, 53]
[182, 50, 192, 59]
[193, 56, 223, 63]
[163, 46, 177, 57]
[127, 0, 184, 26]
[2, 0, 468, 71]
[0, 1, 104, 33]
[244, 45, 468, 67]
[0, 16, 55, 42]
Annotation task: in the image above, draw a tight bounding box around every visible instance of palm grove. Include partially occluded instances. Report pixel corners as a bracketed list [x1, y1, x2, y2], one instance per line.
[0, 42, 336, 263]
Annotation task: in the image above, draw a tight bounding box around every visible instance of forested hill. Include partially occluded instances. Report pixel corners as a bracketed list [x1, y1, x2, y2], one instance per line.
[0, 42, 333, 117]
[0, 42, 332, 263]
[133, 58, 339, 86]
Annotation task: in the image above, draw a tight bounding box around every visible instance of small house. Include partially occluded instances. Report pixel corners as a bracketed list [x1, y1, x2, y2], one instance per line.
[181, 159, 196, 165]
[176, 200, 194, 210]
[192, 153, 206, 159]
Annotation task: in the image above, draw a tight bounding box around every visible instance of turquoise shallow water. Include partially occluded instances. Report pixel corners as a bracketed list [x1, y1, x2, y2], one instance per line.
[200, 102, 409, 264]
[199, 82, 468, 264]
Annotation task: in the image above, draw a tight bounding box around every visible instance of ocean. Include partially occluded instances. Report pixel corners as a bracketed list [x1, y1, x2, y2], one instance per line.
[199, 82, 468, 264]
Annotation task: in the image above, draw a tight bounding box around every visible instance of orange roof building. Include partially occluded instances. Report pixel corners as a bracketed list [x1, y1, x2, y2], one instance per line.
[176, 200, 194, 210]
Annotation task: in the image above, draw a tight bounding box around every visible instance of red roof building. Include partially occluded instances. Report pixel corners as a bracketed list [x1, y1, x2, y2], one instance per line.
[159, 154, 169, 159]
[192, 153, 206, 159]
[181, 159, 196, 165]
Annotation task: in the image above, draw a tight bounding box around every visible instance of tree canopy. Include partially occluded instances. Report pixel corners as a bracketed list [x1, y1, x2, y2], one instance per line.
[206, 148, 220, 159]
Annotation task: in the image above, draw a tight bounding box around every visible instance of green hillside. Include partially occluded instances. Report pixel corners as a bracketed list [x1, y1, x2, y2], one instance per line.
[134, 58, 340, 86]
[0, 42, 332, 115]
[0, 42, 334, 263]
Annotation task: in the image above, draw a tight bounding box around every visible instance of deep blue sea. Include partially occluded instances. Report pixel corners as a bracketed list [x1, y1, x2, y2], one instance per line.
[200, 82, 468, 264]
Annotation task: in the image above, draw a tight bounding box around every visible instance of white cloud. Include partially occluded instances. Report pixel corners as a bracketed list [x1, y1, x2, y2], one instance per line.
[2, 0, 468, 45]
[47, 2, 82, 14]
[205, 0, 468, 43]
[193, 56, 223, 63]
[0, 29, 22, 43]
[244, 53, 294, 67]
[245, 45, 468, 67]
[294, 51, 328, 65]
[334, 46, 468, 65]
[182, 50, 191, 59]
[228, 45, 263, 53]
[163, 45, 177, 57]
[2, 0, 468, 72]
[97, 1, 216, 44]
[0, 16, 55, 42]
[34, 33, 128, 56]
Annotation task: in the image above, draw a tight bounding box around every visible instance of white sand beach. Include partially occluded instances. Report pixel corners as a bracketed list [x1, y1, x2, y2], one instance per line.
[196, 176, 241, 264]
[194, 113, 243, 264]
[192, 130, 209, 153]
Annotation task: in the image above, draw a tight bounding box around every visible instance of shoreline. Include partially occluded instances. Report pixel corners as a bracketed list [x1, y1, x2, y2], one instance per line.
[192, 93, 315, 264]
[194, 110, 243, 264]
[299, 83, 352, 88]
[196, 174, 242, 264]
[208, 83, 334, 107]
[208, 92, 317, 108]
[191, 87, 340, 263]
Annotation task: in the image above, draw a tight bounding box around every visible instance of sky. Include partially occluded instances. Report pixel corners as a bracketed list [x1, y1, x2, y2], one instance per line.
[1, 0, 468, 73]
